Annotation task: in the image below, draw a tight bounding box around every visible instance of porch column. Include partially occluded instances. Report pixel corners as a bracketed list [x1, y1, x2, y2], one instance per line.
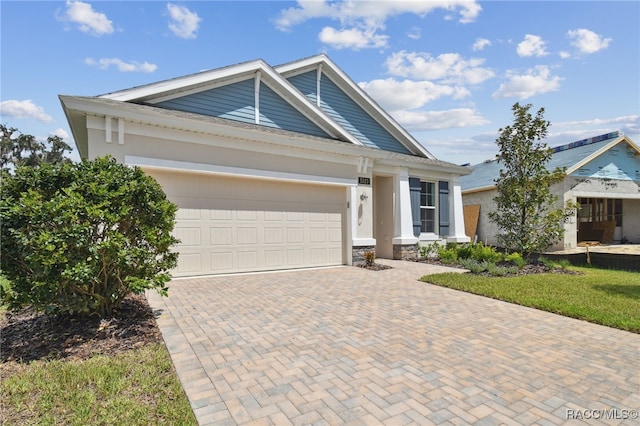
[392, 169, 418, 258]
[447, 177, 471, 243]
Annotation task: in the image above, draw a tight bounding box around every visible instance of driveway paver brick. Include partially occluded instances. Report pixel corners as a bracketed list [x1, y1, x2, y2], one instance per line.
[146, 259, 640, 425]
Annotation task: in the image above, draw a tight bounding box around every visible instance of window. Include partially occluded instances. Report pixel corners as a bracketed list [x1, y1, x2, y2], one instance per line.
[420, 181, 435, 233]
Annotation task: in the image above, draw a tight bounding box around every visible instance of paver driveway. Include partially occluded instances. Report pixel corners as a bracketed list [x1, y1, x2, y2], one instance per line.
[146, 260, 640, 425]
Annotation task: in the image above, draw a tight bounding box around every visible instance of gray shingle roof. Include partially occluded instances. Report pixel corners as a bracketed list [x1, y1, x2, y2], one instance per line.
[460, 132, 626, 192]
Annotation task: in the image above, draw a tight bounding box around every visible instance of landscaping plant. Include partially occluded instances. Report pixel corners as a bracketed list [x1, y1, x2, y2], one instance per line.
[488, 103, 577, 257]
[0, 157, 179, 317]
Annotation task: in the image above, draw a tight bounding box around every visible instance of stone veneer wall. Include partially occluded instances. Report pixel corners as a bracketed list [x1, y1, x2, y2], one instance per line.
[352, 246, 376, 265]
[393, 244, 419, 261]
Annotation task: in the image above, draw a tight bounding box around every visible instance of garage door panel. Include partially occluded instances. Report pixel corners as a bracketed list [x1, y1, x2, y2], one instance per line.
[176, 208, 201, 220]
[287, 228, 305, 243]
[176, 227, 201, 246]
[264, 211, 284, 221]
[237, 227, 258, 244]
[310, 227, 326, 242]
[329, 227, 342, 242]
[211, 252, 233, 271]
[210, 210, 232, 220]
[237, 251, 258, 269]
[176, 253, 203, 274]
[146, 170, 345, 276]
[265, 250, 284, 267]
[210, 227, 232, 245]
[287, 249, 305, 265]
[286, 212, 305, 221]
[264, 227, 284, 244]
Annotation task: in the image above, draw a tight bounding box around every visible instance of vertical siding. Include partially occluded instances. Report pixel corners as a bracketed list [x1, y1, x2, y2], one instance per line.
[258, 83, 328, 137]
[318, 74, 412, 154]
[156, 79, 255, 124]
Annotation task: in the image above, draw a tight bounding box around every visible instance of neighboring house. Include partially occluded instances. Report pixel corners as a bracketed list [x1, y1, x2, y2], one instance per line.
[60, 54, 470, 277]
[461, 131, 640, 250]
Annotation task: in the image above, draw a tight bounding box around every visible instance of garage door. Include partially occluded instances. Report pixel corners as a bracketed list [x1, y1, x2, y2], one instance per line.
[146, 170, 345, 276]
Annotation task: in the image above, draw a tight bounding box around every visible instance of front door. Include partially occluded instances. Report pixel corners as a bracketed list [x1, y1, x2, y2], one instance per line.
[373, 176, 394, 258]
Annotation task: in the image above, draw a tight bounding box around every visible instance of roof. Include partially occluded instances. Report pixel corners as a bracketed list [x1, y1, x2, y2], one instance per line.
[460, 131, 640, 192]
[58, 94, 471, 176]
[91, 54, 431, 158]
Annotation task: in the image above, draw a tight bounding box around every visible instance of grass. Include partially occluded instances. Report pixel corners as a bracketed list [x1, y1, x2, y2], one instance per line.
[1, 343, 197, 425]
[421, 266, 640, 333]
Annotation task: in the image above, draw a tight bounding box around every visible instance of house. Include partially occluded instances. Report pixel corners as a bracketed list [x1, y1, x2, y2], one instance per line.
[461, 131, 640, 250]
[60, 54, 470, 277]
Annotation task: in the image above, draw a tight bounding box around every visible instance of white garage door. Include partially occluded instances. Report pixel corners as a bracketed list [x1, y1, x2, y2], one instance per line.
[147, 170, 345, 276]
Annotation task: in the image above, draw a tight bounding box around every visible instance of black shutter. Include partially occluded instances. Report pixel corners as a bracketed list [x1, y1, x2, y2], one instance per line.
[439, 181, 450, 237]
[409, 177, 421, 237]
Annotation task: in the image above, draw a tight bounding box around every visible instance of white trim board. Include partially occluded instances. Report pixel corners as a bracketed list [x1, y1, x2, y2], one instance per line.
[125, 155, 357, 187]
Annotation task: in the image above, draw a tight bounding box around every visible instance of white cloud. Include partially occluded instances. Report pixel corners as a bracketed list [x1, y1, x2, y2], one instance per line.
[553, 115, 640, 139]
[472, 38, 491, 51]
[60, 0, 114, 36]
[50, 128, 70, 139]
[276, 0, 481, 30]
[492, 66, 562, 99]
[167, 3, 201, 39]
[360, 78, 469, 111]
[407, 27, 421, 40]
[275, 1, 481, 50]
[385, 51, 495, 85]
[85, 57, 157, 73]
[567, 28, 611, 54]
[516, 34, 548, 57]
[559, 51, 571, 59]
[319, 26, 388, 50]
[392, 108, 490, 131]
[0, 99, 53, 122]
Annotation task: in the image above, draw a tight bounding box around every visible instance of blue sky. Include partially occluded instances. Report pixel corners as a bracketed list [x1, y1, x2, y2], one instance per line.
[1, 1, 638, 165]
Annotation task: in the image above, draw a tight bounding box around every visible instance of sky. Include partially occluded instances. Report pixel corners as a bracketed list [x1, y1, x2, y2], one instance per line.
[1, 0, 639, 165]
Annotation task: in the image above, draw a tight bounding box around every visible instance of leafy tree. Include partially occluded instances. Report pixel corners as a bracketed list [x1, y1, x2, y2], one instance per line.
[488, 103, 576, 257]
[1, 124, 73, 171]
[1, 157, 179, 317]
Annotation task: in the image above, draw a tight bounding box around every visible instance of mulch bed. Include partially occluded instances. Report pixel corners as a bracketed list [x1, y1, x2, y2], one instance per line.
[357, 262, 393, 271]
[0, 294, 162, 375]
[414, 258, 582, 276]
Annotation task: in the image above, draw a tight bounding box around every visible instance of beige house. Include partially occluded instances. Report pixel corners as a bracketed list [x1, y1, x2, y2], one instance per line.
[61, 55, 470, 277]
[461, 132, 640, 250]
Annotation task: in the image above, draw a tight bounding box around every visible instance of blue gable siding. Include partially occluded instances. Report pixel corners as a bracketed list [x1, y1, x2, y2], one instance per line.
[155, 79, 330, 138]
[287, 72, 318, 104]
[258, 83, 328, 137]
[156, 79, 255, 123]
[287, 71, 412, 154]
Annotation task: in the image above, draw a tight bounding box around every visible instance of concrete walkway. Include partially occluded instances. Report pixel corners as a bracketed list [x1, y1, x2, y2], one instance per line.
[146, 260, 640, 425]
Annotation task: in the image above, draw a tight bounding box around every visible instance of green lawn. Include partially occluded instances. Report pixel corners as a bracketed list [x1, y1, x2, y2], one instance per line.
[1, 343, 197, 426]
[421, 266, 640, 333]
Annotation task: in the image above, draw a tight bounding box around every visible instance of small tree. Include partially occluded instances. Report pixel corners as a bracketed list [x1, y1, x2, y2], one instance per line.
[1, 124, 73, 171]
[1, 157, 179, 317]
[488, 103, 576, 257]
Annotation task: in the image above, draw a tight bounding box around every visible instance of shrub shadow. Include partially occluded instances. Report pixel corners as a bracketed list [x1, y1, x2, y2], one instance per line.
[593, 284, 640, 300]
[0, 294, 161, 364]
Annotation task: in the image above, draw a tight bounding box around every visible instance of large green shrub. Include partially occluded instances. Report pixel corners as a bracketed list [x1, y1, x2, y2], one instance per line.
[1, 157, 179, 317]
